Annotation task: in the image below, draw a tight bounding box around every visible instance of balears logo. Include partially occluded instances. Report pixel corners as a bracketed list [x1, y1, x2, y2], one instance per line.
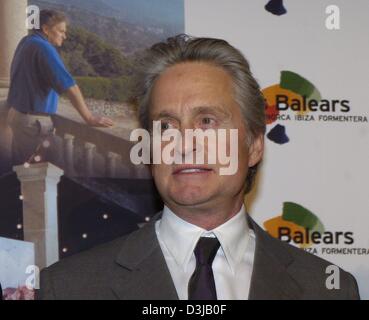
[264, 202, 328, 249]
[262, 71, 367, 145]
[263, 202, 369, 256]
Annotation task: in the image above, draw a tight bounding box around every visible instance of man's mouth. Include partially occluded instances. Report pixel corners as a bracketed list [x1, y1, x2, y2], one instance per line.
[173, 166, 213, 175]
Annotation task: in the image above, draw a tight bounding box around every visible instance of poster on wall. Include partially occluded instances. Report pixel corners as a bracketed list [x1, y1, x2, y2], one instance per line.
[0, 0, 184, 300]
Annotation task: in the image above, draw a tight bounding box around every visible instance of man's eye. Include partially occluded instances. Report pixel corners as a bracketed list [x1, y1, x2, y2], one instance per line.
[201, 117, 216, 126]
[161, 122, 172, 131]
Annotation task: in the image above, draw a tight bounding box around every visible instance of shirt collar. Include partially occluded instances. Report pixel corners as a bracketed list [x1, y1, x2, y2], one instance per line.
[33, 31, 47, 40]
[158, 205, 250, 274]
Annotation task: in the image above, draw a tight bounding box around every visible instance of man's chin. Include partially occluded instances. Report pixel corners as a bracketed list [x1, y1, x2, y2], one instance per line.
[168, 192, 214, 208]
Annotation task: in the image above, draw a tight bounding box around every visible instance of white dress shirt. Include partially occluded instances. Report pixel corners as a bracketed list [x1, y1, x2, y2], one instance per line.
[155, 205, 256, 300]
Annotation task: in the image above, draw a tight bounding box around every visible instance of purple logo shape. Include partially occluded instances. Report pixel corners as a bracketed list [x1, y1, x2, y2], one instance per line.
[265, 0, 287, 16]
[267, 124, 290, 144]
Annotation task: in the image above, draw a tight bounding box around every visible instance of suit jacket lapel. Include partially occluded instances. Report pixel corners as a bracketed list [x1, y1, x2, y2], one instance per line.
[248, 216, 304, 300]
[110, 212, 303, 300]
[111, 216, 179, 300]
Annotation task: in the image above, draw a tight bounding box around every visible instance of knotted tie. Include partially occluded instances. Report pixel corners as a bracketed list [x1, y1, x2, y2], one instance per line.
[188, 237, 220, 300]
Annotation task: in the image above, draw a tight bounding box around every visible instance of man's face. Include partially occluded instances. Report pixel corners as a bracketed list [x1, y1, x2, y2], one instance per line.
[150, 62, 263, 213]
[43, 22, 67, 47]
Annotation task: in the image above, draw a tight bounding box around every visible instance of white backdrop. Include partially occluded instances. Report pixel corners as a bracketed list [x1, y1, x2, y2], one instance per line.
[185, 0, 369, 299]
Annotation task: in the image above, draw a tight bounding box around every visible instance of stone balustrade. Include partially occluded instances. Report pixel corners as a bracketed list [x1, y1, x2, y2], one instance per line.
[53, 99, 150, 179]
[0, 94, 150, 179]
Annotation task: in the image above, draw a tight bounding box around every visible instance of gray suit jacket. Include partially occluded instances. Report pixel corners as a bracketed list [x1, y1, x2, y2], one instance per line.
[37, 214, 360, 300]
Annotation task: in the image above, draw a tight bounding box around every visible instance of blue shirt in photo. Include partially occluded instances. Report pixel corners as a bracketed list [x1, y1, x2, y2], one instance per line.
[7, 32, 75, 114]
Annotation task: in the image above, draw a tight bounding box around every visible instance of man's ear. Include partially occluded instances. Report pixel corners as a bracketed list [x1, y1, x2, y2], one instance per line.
[248, 134, 264, 167]
[41, 24, 49, 36]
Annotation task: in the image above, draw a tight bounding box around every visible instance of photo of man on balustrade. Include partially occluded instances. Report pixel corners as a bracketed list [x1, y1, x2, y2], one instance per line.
[0, 0, 184, 300]
[6, 9, 113, 167]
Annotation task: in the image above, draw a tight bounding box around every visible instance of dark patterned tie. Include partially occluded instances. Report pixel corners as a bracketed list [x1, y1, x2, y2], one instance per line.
[188, 237, 220, 300]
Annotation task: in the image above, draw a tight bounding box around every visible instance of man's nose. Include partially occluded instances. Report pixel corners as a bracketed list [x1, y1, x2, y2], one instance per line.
[174, 127, 197, 162]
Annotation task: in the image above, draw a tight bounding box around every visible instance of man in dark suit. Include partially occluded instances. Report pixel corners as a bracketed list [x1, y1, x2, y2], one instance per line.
[38, 35, 360, 300]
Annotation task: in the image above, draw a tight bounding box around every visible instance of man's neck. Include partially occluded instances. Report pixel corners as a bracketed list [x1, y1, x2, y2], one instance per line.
[165, 197, 245, 230]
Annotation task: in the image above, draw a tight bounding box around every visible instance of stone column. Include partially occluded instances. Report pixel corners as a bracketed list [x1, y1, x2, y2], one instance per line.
[0, 0, 28, 87]
[63, 133, 75, 175]
[84, 142, 96, 176]
[14, 162, 64, 270]
[105, 151, 120, 178]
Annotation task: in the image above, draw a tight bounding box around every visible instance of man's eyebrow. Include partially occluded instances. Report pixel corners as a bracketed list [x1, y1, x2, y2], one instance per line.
[192, 105, 231, 118]
[151, 106, 231, 121]
[151, 111, 180, 121]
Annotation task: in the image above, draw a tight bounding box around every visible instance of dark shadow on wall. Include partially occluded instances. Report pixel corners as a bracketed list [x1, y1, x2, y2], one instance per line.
[57, 176, 163, 258]
[245, 160, 265, 216]
[0, 172, 163, 259]
[0, 172, 23, 240]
